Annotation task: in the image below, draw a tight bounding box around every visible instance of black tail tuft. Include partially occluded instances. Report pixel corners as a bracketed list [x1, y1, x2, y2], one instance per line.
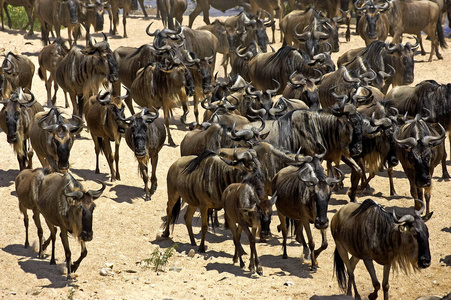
[169, 197, 182, 231]
[437, 18, 448, 49]
[334, 247, 348, 293]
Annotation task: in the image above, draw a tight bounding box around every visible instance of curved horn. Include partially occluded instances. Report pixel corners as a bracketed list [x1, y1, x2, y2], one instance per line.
[384, 42, 403, 54]
[414, 199, 425, 216]
[64, 189, 84, 199]
[247, 99, 266, 117]
[235, 45, 254, 60]
[325, 167, 345, 185]
[314, 143, 327, 159]
[406, 36, 420, 51]
[87, 180, 107, 199]
[143, 106, 159, 122]
[343, 68, 360, 83]
[371, 112, 392, 128]
[266, 79, 280, 95]
[181, 110, 197, 128]
[299, 165, 318, 185]
[294, 22, 311, 40]
[63, 115, 83, 133]
[120, 86, 130, 100]
[288, 71, 306, 87]
[392, 210, 415, 224]
[379, 64, 395, 79]
[422, 123, 446, 146]
[201, 96, 218, 111]
[393, 127, 418, 148]
[245, 83, 263, 97]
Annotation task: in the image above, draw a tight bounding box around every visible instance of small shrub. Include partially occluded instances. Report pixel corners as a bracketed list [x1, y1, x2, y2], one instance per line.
[138, 243, 178, 272]
[1, 6, 40, 31]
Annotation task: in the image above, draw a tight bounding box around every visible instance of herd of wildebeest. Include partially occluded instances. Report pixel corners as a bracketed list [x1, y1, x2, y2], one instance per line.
[1, 0, 451, 298]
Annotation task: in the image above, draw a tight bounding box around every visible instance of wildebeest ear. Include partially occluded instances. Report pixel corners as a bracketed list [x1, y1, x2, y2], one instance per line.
[422, 211, 433, 222]
[259, 132, 270, 140]
[269, 191, 277, 206]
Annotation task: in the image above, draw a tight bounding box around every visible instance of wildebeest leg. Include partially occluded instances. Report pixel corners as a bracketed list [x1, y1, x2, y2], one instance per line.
[92, 136, 102, 174]
[225, 214, 244, 267]
[19, 204, 30, 248]
[313, 229, 328, 264]
[241, 221, 261, 275]
[198, 206, 209, 253]
[163, 106, 176, 147]
[46, 221, 58, 265]
[418, 32, 427, 56]
[114, 139, 121, 180]
[149, 155, 158, 196]
[348, 256, 361, 299]
[302, 219, 317, 270]
[277, 211, 289, 259]
[71, 241, 87, 274]
[424, 187, 433, 217]
[427, 27, 437, 62]
[335, 243, 359, 298]
[59, 228, 73, 280]
[388, 167, 397, 196]
[363, 259, 381, 300]
[123, 11, 128, 38]
[188, 2, 203, 28]
[184, 204, 197, 247]
[295, 222, 310, 260]
[440, 149, 450, 178]
[139, 161, 150, 200]
[342, 156, 362, 202]
[103, 139, 117, 181]
[125, 95, 135, 116]
[381, 263, 391, 300]
[31, 208, 45, 258]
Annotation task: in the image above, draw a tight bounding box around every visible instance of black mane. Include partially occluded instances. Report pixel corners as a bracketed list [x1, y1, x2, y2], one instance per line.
[183, 150, 217, 174]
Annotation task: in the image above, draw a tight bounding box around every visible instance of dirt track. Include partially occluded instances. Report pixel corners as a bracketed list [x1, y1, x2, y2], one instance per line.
[0, 9, 450, 300]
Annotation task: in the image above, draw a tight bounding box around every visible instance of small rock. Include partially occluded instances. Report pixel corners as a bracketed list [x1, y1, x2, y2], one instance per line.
[188, 249, 196, 258]
[433, 280, 438, 285]
[150, 284, 156, 288]
[284, 281, 294, 287]
[105, 262, 114, 269]
[10, 292, 16, 295]
[99, 268, 114, 276]
[169, 267, 182, 272]
[251, 273, 260, 279]
[145, 281, 152, 285]
[209, 256, 216, 260]
[124, 269, 138, 273]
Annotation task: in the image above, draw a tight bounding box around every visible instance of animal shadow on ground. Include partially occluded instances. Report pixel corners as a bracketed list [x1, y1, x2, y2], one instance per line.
[2, 244, 69, 287]
[442, 227, 451, 233]
[0, 169, 19, 187]
[70, 168, 109, 182]
[310, 295, 355, 300]
[259, 253, 314, 278]
[439, 255, 451, 266]
[109, 184, 146, 203]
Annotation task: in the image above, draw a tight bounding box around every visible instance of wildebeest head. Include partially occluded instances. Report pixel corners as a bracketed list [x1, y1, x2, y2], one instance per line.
[80, 0, 107, 32]
[186, 52, 215, 94]
[332, 100, 364, 157]
[393, 116, 446, 188]
[63, 176, 106, 241]
[245, 81, 281, 120]
[39, 111, 83, 172]
[384, 39, 418, 86]
[59, 0, 80, 25]
[125, 107, 159, 160]
[286, 71, 321, 109]
[251, 10, 273, 53]
[2, 53, 19, 87]
[293, 152, 344, 229]
[83, 34, 118, 83]
[96, 89, 128, 134]
[295, 18, 330, 59]
[0, 88, 35, 144]
[392, 199, 431, 269]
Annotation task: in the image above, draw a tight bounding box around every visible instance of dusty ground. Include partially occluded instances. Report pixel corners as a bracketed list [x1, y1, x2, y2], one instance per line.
[0, 8, 450, 300]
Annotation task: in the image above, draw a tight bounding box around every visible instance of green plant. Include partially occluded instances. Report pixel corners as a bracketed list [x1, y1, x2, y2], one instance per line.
[139, 244, 178, 272]
[67, 287, 76, 300]
[2, 6, 40, 31]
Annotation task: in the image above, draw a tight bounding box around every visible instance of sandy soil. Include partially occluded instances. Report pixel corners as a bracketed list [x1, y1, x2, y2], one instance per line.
[0, 8, 450, 300]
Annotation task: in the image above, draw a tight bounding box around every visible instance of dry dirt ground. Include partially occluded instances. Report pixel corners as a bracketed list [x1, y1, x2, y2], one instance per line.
[0, 8, 450, 300]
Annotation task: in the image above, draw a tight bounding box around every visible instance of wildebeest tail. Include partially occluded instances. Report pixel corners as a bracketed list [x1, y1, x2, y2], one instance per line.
[38, 67, 45, 81]
[334, 247, 347, 292]
[437, 18, 448, 49]
[170, 197, 182, 226]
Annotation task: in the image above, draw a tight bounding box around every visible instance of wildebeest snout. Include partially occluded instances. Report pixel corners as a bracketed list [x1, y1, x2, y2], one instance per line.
[315, 217, 329, 229]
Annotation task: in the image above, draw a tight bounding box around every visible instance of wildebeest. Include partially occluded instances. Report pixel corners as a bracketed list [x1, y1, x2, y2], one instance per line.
[38, 38, 70, 107]
[14, 167, 52, 258]
[356, 0, 390, 46]
[1, 52, 35, 97]
[78, 0, 107, 46]
[222, 168, 276, 275]
[198, 20, 230, 74]
[262, 104, 364, 202]
[37, 171, 105, 279]
[249, 0, 283, 43]
[0, 89, 43, 170]
[55, 34, 118, 118]
[131, 61, 188, 146]
[85, 90, 127, 181]
[272, 152, 344, 269]
[34, 0, 80, 45]
[247, 46, 335, 94]
[29, 108, 83, 173]
[0, 0, 35, 35]
[188, 0, 251, 28]
[393, 114, 447, 216]
[108, 0, 133, 37]
[157, 0, 187, 29]
[125, 108, 166, 200]
[388, 0, 447, 62]
[332, 198, 431, 300]
[162, 148, 260, 252]
[282, 71, 321, 109]
[280, 7, 341, 52]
